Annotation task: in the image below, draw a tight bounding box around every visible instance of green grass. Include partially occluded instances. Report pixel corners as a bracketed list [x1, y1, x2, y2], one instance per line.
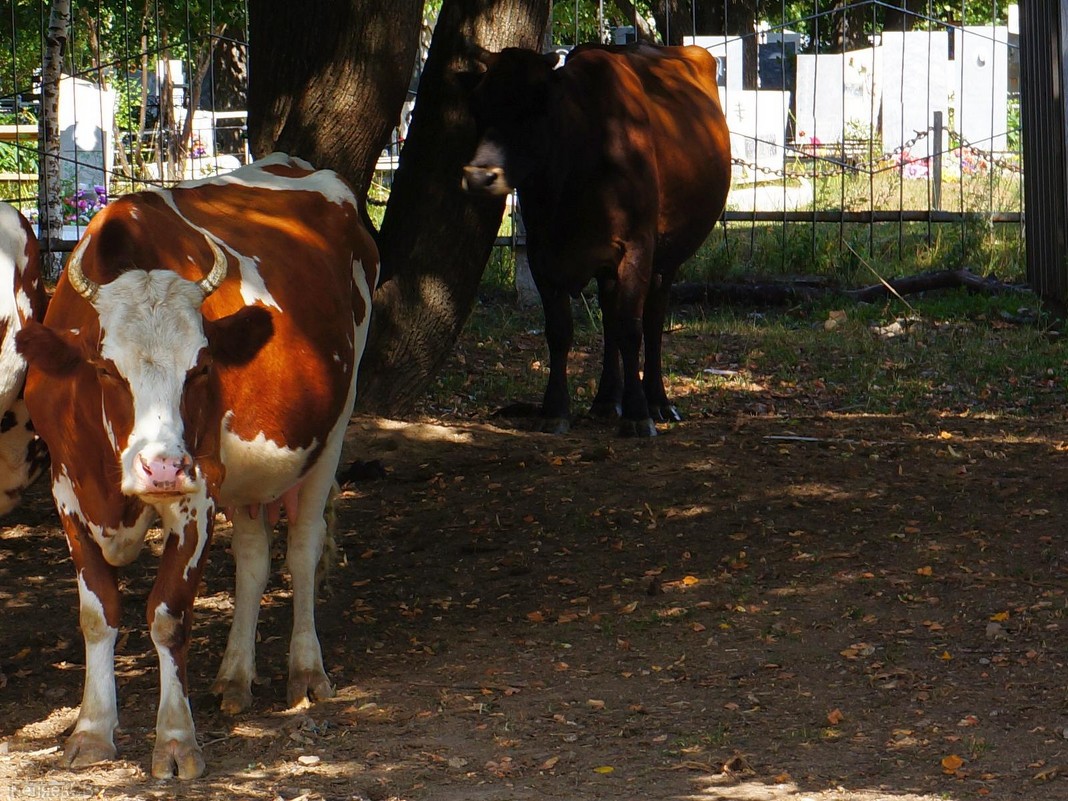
[432, 248, 1061, 422]
[683, 217, 1024, 287]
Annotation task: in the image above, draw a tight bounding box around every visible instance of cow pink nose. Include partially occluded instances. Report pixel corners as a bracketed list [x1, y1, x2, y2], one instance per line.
[135, 453, 195, 494]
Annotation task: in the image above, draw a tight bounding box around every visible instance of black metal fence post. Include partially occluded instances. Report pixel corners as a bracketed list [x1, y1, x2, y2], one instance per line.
[1020, 1, 1068, 309]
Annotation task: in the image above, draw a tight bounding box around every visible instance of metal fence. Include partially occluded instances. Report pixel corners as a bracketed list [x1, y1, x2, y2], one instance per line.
[0, 2, 1033, 280]
[1, 1, 250, 251]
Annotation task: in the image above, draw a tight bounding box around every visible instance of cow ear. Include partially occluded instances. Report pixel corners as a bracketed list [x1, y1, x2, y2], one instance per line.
[204, 305, 274, 366]
[16, 319, 83, 376]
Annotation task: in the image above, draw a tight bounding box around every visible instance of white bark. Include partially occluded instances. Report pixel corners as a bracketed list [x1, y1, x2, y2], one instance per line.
[40, 0, 72, 279]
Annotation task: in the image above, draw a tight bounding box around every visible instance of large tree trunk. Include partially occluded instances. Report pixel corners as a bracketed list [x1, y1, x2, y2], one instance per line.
[247, 0, 550, 416]
[247, 1, 423, 210]
[360, 0, 551, 414]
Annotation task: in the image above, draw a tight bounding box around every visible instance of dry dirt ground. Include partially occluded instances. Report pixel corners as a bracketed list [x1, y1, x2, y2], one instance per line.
[3, 311, 1068, 801]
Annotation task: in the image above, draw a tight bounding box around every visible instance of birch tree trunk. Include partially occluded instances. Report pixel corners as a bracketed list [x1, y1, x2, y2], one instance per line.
[39, 0, 72, 279]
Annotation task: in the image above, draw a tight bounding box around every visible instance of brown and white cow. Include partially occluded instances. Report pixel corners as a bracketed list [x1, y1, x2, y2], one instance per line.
[0, 202, 48, 513]
[16, 153, 379, 779]
[462, 42, 731, 436]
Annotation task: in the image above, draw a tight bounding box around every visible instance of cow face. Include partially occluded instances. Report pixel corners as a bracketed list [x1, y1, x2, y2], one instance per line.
[16, 235, 272, 507]
[462, 46, 560, 197]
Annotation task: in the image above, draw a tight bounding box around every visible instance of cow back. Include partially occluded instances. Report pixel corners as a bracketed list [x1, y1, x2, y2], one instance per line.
[565, 44, 731, 269]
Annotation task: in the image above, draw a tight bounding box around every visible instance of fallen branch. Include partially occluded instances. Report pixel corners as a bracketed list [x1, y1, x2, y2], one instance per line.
[670, 268, 1028, 307]
[844, 268, 1028, 303]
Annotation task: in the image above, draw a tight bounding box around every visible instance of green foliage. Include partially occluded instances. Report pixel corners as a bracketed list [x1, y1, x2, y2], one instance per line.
[0, 111, 38, 174]
[547, 2, 1007, 50]
[1, 1, 247, 99]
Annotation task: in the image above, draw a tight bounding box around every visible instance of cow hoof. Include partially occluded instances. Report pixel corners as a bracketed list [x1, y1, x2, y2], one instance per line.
[618, 418, 657, 438]
[652, 404, 682, 423]
[151, 737, 205, 780]
[211, 678, 254, 715]
[588, 400, 622, 420]
[537, 417, 571, 435]
[65, 731, 117, 769]
[287, 668, 335, 708]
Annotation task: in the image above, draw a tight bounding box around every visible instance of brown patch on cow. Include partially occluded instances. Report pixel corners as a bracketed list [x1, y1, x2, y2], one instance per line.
[11, 206, 47, 324]
[148, 605, 187, 652]
[203, 306, 274, 366]
[259, 163, 315, 179]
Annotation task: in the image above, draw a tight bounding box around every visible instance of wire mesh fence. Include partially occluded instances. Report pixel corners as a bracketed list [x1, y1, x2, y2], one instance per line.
[1, 2, 1026, 278]
[1, 1, 249, 249]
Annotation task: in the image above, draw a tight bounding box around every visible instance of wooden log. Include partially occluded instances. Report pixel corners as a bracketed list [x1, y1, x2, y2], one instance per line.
[670, 269, 1027, 307]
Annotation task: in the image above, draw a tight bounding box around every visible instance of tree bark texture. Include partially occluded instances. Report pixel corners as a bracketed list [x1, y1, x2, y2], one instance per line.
[248, 1, 550, 415]
[247, 1, 423, 207]
[358, 0, 551, 415]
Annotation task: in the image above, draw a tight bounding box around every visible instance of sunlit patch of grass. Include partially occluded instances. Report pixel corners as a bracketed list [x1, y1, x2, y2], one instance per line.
[683, 217, 1024, 287]
[657, 290, 1064, 418]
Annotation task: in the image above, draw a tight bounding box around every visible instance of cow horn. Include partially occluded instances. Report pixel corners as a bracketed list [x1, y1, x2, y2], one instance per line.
[196, 236, 228, 297]
[65, 238, 99, 301]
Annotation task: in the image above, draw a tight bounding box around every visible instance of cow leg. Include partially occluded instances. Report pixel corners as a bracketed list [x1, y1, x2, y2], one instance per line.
[285, 462, 337, 707]
[64, 520, 122, 769]
[616, 255, 657, 438]
[212, 509, 271, 714]
[147, 507, 213, 780]
[642, 272, 681, 423]
[589, 277, 623, 420]
[537, 287, 574, 434]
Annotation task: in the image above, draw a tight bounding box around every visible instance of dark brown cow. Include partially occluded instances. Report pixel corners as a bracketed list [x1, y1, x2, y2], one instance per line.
[16, 154, 379, 779]
[463, 42, 731, 436]
[0, 202, 48, 512]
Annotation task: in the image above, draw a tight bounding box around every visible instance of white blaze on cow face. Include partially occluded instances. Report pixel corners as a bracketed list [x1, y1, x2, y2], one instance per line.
[92, 270, 208, 500]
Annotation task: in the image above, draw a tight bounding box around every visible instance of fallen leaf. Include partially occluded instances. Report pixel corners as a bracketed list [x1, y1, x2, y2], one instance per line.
[941, 754, 965, 773]
[722, 755, 755, 774]
[540, 755, 560, 771]
[990, 611, 1010, 622]
[827, 708, 845, 725]
[593, 765, 614, 774]
[1034, 765, 1063, 781]
[618, 601, 639, 614]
